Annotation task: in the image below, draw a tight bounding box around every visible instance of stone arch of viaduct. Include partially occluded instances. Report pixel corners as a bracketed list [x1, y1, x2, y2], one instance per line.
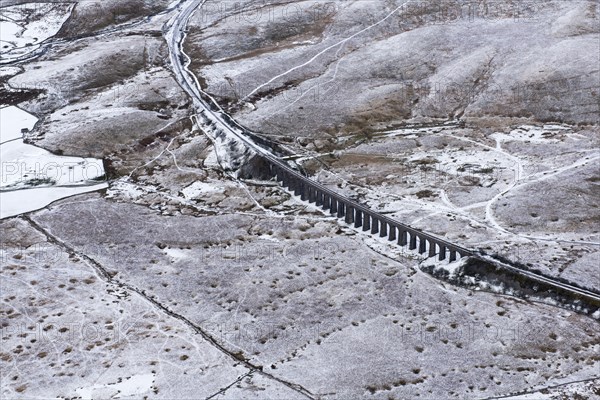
[264, 158, 473, 262]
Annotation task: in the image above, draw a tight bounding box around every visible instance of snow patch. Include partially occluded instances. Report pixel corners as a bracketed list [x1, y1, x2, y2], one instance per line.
[106, 179, 149, 200]
[181, 180, 223, 200]
[421, 257, 467, 279]
[0, 66, 21, 79]
[163, 247, 192, 260]
[492, 125, 567, 144]
[75, 373, 154, 400]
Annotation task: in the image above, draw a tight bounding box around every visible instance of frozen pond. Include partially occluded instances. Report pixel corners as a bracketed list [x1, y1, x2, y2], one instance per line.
[0, 104, 36, 143]
[0, 106, 108, 219]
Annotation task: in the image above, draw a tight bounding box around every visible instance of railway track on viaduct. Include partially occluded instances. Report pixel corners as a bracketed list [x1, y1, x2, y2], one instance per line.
[165, 0, 600, 311]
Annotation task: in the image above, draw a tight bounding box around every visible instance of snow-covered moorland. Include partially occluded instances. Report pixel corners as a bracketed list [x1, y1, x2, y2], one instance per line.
[1, 0, 599, 399]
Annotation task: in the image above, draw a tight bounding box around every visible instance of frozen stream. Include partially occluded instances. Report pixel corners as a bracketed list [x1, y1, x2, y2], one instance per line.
[1, 3, 108, 219]
[0, 106, 107, 219]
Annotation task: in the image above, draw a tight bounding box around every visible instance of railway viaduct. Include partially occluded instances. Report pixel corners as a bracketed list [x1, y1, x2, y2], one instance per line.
[168, 0, 600, 314]
[265, 159, 473, 262]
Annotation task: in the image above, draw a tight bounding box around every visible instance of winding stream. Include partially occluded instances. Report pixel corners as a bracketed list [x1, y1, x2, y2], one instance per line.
[0, 4, 107, 219]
